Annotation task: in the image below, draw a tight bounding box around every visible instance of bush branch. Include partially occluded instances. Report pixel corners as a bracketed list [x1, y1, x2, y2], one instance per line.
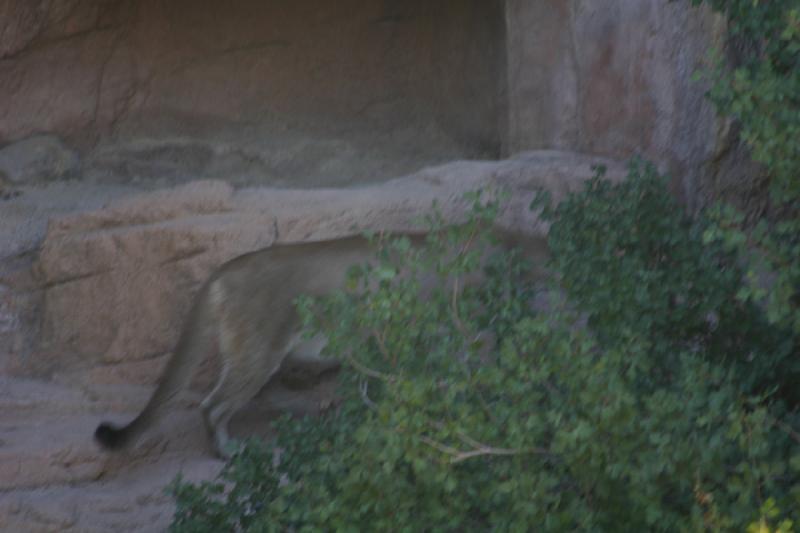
[371, 328, 394, 365]
[346, 353, 396, 382]
[418, 430, 551, 464]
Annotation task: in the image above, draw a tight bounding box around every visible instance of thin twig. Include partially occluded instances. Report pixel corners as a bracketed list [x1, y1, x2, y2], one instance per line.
[371, 329, 393, 364]
[450, 276, 470, 337]
[457, 225, 478, 259]
[418, 428, 551, 464]
[346, 353, 396, 382]
[454, 429, 490, 450]
[359, 380, 378, 411]
[476, 390, 499, 424]
[449, 446, 543, 464]
[418, 435, 463, 457]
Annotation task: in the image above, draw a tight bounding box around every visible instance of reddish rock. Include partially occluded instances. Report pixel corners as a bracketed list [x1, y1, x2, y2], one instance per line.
[505, 0, 725, 204]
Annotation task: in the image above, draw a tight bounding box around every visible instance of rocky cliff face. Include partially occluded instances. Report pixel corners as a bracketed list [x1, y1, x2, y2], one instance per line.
[0, 0, 723, 196]
[0, 0, 507, 186]
[505, 0, 725, 209]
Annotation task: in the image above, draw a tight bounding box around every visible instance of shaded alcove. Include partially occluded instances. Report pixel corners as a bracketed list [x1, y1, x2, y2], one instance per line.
[1, 0, 508, 187]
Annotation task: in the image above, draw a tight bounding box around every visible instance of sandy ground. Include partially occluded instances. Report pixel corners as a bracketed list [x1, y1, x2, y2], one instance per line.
[0, 369, 338, 532]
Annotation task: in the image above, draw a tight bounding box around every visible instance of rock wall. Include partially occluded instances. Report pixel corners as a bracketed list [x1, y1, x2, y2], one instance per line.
[506, 0, 725, 208]
[0, 0, 506, 159]
[1, 1, 728, 199]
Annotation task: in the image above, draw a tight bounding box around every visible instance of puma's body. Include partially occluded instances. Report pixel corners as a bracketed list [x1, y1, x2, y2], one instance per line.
[95, 235, 426, 457]
[95, 231, 545, 458]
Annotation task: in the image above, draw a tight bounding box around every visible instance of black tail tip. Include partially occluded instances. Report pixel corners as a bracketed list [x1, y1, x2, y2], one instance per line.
[94, 422, 127, 450]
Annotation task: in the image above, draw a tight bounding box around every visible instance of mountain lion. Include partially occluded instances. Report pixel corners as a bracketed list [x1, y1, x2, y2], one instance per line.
[95, 231, 544, 458]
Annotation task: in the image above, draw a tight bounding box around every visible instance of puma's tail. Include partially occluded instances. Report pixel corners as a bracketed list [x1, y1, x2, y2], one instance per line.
[94, 420, 132, 449]
[95, 281, 218, 451]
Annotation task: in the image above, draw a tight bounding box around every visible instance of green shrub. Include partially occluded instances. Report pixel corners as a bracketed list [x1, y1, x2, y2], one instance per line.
[692, 0, 800, 201]
[691, 0, 800, 344]
[169, 180, 799, 532]
[690, 3, 800, 525]
[538, 160, 795, 402]
[537, 162, 799, 530]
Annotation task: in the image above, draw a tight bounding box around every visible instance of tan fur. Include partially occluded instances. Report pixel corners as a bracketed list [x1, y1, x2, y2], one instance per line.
[94, 231, 546, 458]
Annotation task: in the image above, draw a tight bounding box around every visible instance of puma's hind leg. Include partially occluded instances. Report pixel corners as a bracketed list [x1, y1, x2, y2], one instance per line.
[200, 348, 287, 458]
[200, 328, 336, 458]
[200, 313, 290, 458]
